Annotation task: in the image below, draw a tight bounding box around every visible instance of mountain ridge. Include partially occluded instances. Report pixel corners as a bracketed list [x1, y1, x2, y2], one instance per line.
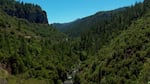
[0, 0, 150, 84]
[53, 7, 128, 37]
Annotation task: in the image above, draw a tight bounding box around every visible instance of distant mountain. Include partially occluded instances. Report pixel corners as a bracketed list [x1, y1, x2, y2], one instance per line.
[53, 7, 127, 37]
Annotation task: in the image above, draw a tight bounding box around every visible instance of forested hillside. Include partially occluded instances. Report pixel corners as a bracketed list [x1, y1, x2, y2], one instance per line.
[62, 2, 144, 57]
[0, 0, 150, 84]
[53, 3, 143, 37]
[53, 7, 127, 37]
[55, 0, 150, 83]
[78, 11, 150, 84]
[74, 0, 150, 84]
[0, 0, 80, 84]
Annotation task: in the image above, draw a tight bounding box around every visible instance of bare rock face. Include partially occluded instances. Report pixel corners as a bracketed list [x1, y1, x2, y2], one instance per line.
[0, 78, 8, 84]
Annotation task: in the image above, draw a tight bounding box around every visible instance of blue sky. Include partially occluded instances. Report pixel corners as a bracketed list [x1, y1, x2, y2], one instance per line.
[19, 0, 143, 24]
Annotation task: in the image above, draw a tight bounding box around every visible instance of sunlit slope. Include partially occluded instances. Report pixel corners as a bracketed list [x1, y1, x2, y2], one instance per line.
[78, 11, 150, 84]
[0, 8, 70, 84]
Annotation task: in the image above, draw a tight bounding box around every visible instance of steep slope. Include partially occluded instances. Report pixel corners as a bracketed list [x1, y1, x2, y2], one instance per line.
[68, 2, 144, 58]
[0, 0, 149, 84]
[0, 0, 48, 24]
[77, 4, 150, 84]
[0, 3, 79, 84]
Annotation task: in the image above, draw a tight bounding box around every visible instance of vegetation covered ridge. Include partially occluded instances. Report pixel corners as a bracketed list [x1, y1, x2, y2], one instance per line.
[0, 0, 79, 84]
[75, 0, 150, 84]
[0, 0, 48, 24]
[1, 0, 150, 84]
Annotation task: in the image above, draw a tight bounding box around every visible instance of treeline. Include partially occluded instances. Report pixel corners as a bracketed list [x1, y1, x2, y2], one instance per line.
[1, 0, 150, 84]
[0, 0, 48, 24]
[78, 2, 144, 56]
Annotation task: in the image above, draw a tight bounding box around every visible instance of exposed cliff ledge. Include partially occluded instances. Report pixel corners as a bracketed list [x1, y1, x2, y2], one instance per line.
[0, 0, 48, 24]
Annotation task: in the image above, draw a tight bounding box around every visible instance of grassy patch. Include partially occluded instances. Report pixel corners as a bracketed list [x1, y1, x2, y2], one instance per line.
[0, 68, 8, 78]
[7, 76, 49, 84]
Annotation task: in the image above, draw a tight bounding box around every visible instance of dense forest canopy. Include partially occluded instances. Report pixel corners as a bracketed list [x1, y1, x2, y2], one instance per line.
[0, 0, 150, 84]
